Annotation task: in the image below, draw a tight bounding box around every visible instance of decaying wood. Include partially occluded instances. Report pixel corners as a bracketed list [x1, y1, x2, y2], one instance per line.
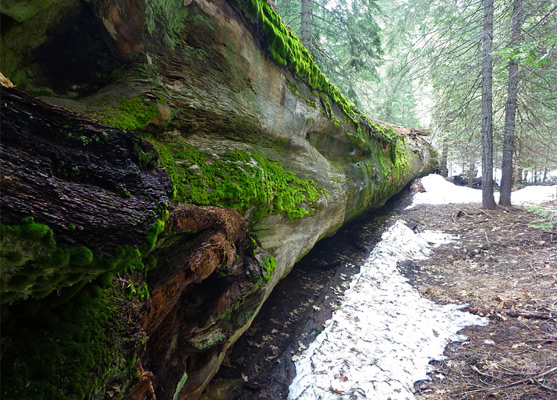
[0, 87, 173, 255]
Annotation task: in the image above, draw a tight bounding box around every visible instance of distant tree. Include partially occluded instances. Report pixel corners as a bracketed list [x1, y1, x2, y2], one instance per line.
[300, 0, 312, 49]
[499, 0, 524, 206]
[406, 0, 555, 186]
[481, 0, 497, 209]
[274, 0, 383, 107]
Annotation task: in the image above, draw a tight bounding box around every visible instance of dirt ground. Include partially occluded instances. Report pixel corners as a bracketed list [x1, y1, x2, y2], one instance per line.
[205, 186, 556, 400]
[400, 201, 557, 400]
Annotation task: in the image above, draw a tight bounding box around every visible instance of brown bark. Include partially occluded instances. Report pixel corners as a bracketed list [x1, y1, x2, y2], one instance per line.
[516, 167, 523, 184]
[499, 0, 523, 206]
[481, 0, 496, 209]
[467, 162, 476, 188]
[137, 204, 270, 400]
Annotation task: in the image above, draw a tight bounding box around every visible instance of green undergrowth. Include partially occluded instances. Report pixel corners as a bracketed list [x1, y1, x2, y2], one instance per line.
[1, 280, 143, 400]
[148, 134, 325, 222]
[0, 216, 166, 305]
[238, 0, 401, 150]
[145, 0, 190, 50]
[525, 205, 556, 232]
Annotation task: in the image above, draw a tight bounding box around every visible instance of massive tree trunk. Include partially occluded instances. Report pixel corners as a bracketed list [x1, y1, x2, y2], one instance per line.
[481, 0, 497, 209]
[0, 1, 436, 399]
[499, 0, 523, 206]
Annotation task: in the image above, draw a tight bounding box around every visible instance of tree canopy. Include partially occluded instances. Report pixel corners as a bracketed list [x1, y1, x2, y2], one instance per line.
[272, 0, 556, 194]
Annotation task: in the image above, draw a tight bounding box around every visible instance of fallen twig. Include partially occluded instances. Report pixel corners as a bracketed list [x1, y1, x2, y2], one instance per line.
[465, 306, 555, 320]
[459, 366, 557, 396]
[534, 379, 557, 393]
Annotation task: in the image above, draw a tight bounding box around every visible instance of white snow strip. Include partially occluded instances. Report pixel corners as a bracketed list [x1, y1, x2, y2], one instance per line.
[288, 221, 488, 400]
[409, 174, 557, 208]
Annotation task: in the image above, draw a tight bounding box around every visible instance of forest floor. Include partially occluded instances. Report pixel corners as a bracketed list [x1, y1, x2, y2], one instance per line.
[206, 185, 557, 400]
[401, 201, 557, 400]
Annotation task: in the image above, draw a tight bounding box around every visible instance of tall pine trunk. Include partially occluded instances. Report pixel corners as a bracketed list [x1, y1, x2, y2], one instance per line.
[481, 0, 497, 209]
[301, 0, 312, 50]
[499, 0, 523, 206]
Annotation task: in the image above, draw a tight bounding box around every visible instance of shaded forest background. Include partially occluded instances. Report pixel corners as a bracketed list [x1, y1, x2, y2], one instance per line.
[273, 0, 556, 185]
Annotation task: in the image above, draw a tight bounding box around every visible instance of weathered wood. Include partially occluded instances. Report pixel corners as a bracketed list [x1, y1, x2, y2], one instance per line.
[0, 87, 173, 255]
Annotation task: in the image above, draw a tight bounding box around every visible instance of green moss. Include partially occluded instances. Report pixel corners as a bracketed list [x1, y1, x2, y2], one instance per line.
[237, 0, 404, 152]
[0, 0, 63, 24]
[1, 279, 145, 400]
[148, 134, 323, 222]
[189, 331, 227, 351]
[338, 135, 414, 221]
[0, 216, 166, 305]
[92, 97, 162, 132]
[145, 0, 214, 50]
[0, 0, 77, 86]
[260, 256, 276, 281]
[141, 219, 166, 254]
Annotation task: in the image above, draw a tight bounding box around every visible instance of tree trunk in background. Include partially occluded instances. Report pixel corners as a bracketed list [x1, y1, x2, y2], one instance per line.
[440, 140, 449, 177]
[543, 167, 548, 182]
[499, 0, 523, 206]
[467, 162, 475, 187]
[481, 0, 496, 209]
[300, 0, 312, 51]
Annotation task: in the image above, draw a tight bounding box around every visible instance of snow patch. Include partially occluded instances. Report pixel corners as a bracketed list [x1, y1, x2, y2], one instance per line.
[409, 174, 557, 208]
[288, 221, 487, 400]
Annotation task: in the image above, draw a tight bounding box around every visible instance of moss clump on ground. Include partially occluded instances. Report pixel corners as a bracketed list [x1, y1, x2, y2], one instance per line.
[148, 135, 324, 221]
[0, 216, 166, 305]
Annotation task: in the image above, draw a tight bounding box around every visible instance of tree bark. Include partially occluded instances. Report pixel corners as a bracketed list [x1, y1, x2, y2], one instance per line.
[300, 0, 312, 51]
[467, 162, 476, 187]
[440, 139, 449, 177]
[0, 87, 173, 255]
[481, 0, 497, 209]
[499, 0, 523, 206]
